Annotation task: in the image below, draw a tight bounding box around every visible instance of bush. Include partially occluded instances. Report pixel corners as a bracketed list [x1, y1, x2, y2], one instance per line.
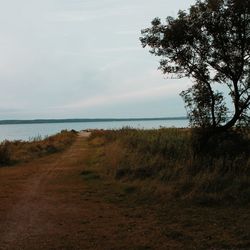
[0, 141, 12, 165]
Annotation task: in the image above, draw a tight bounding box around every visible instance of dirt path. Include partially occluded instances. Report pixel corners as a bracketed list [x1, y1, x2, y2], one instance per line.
[0, 132, 166, 250]
[0, 132, 249, 249]
[0, 132, 89, 249]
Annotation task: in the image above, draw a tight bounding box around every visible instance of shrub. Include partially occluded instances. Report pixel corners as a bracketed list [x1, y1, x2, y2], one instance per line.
[0, 141, 12, 165]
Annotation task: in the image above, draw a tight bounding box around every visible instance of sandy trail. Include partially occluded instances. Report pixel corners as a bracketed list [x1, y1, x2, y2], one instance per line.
[0, 132, 93, 249]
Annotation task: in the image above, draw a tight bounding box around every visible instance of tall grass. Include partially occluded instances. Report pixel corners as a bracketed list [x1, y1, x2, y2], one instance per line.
[90, 128, 250, 205]
[0, 130, 77, 166]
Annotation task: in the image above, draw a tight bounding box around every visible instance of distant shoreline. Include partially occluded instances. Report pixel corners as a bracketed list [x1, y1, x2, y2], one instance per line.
[0, 117, 188, 125]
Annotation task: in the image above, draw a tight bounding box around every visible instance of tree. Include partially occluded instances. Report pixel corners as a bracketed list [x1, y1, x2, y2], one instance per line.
[140, 0, 250, 130]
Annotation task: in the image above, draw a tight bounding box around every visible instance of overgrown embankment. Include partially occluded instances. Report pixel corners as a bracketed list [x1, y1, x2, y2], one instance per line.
[90, 128, 250, 205]
[0, 130, 77, 166]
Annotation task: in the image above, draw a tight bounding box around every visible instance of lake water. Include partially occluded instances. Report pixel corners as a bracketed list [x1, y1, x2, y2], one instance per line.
[0, 119, 189, 142]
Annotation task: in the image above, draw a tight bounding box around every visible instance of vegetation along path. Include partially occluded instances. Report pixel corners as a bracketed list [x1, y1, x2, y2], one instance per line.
[0, 131, 249, 249]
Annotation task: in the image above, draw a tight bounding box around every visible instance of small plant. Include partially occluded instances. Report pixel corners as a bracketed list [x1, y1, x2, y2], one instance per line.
[0, 141, 12, 165]
[81, 170, 100, 181]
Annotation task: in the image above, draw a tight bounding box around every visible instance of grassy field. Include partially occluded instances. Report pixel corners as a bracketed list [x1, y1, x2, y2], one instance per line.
[81, 129, 250, 248]
[89, 128, 250, 205]
[0, 130, 77, 166]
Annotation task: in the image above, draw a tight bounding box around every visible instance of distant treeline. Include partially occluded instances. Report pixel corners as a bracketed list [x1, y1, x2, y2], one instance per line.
[0, 117, 187, 125]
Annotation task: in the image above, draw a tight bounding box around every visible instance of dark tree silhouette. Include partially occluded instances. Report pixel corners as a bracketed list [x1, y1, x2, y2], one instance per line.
[140, 0, 250, 130]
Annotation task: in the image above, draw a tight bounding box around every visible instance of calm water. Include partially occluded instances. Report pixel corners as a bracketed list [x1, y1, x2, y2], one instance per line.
[0, 119, 188, 142]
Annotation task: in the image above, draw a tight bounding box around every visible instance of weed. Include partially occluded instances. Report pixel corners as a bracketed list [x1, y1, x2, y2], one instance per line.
[81, 170, 100, 181]
[123, 185, 137, 194]
[0, 141, 12, 165]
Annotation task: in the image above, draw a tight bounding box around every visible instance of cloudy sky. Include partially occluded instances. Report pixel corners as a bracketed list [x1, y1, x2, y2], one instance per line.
[0, 0, 195, 119]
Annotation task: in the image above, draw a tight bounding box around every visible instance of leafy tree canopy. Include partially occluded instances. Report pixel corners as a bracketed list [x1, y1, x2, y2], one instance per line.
[140, 0, 250, 130]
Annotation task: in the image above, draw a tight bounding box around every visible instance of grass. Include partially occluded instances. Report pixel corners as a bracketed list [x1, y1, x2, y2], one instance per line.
[0, 129, 77, 166]
[89, 128, 250, 205]
[81, 132, 250, 249]
[81, 170, 101, 180]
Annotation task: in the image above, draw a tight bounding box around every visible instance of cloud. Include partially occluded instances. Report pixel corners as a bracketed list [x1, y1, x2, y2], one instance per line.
[46, 4, 130, 23]
[63, 82, 182, 110]
[116, 30, 139, 36]
[96, 47, 141, 53]
[0, 0, 195, 119]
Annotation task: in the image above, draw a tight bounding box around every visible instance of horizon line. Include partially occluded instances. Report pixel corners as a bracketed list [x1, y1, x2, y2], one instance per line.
[0, 116, 188, 125]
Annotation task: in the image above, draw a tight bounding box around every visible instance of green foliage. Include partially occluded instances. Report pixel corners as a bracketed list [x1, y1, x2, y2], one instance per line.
[140, 0, 250, 130]
[180, 83, 228, 128]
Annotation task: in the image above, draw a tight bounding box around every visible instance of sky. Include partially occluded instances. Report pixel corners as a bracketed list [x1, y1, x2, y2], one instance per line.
[0, 0, 196, 119]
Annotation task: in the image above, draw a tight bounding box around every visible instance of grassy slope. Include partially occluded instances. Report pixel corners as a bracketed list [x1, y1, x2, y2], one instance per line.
[89, 128, 250, 205]
[83, 133, 250, 249]
[0, 130, 77, 166]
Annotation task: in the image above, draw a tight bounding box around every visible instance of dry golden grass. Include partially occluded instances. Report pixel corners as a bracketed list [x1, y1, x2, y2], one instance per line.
[89, 128, 250, 205]
[0, 130, 77, 166]
[84, 133, 250, 249]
